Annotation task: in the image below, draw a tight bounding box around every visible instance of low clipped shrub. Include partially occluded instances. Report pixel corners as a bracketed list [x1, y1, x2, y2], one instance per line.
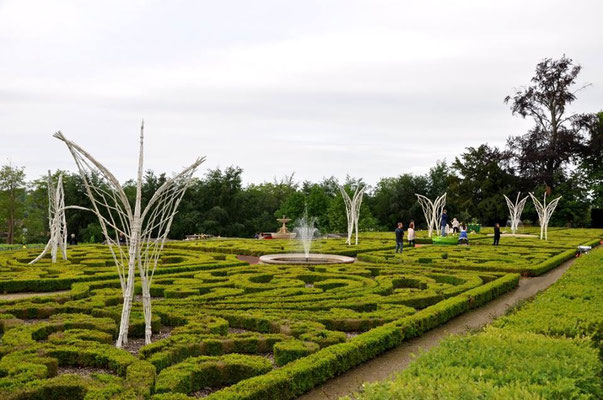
[348, 328, 601, 400]
[155, 354, 271, 394]
[274, 340, 320, 366]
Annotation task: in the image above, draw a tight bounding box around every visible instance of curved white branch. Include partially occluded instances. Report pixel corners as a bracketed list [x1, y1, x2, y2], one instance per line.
[340, 185, 365, 245]
[503, 192, 528, 235]
[529, 192, 561, 240]
[415, 193, 446, 237]
[29, 172, 68, 264]
[55, 123, 202, 347]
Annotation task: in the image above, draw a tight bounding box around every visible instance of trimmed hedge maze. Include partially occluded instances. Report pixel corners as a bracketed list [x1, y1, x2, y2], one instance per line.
[349, 246, 603, 400]
[358, 228, 602, 276]
[164, 237, 396, 257]
[358, 245, 576, 276]
[0, 228, 600, 399]
[0, 246, 244, 293]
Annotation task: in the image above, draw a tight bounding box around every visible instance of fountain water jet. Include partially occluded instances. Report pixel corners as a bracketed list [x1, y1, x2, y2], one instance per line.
[295, 211, 318, 261]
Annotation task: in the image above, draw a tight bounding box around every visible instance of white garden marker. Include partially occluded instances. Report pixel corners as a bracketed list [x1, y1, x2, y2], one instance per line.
[415, 193, 447, 237]
[529, 192, 561, 240]
[54, 122, 204, 347]
[340, 185, 365, 245]
[29, 171, 68, 264]
[503, 192, 528, 235]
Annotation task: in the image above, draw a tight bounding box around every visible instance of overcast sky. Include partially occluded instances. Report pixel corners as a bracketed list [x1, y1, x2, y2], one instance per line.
[1, 0, 602, 186]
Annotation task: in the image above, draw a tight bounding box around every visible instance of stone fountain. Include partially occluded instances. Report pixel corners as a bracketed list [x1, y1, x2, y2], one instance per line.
[271, 215, 297, 239]
[259, 212, 354, 265]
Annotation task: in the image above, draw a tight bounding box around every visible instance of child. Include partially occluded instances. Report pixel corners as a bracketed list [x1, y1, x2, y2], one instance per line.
[452, 218, 460, 233]
[458, 224, 469, 245]
[407, 221, 416, 247]
[493, 223, 501, 246]
[395, 222, 404, 253]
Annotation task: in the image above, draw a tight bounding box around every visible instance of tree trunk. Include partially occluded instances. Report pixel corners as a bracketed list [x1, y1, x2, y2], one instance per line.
[116, 124, 145, 348]
[7, 189, 15, 244]
[141, 281, 152, 345]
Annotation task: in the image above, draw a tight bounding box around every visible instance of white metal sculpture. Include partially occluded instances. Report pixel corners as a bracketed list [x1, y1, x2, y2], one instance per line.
[29, 171, 68, 264]
[54, 122, 204, 347]
[415, 193, 447, 237]
[503, 192, 528, 235]
[340, 185, 365, 245]
[529, 192, 561, 240]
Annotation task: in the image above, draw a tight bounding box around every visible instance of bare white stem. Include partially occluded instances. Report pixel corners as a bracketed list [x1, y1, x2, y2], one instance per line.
[54, 122, 203, 347]
[340, 185, 365, 246]
[503, 192, 528, 235]
[529, 192, 561, 240]
[415, 193, 446, 237]
[29, 172, 68, 265]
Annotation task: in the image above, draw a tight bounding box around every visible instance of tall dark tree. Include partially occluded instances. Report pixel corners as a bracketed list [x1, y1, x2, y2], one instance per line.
[371, 174, 430, 230]
[579, 111, 603, 208]
[449, 144, 518, 225]
[505, 56, 594, 188]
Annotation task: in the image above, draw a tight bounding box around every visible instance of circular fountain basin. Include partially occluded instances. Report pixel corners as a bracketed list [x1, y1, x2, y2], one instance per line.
[258, 253, 355, 265]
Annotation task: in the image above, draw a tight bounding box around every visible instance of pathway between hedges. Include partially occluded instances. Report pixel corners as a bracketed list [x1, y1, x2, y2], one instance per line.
[0, 290, 71, 301]
[298, 257, 577, 400]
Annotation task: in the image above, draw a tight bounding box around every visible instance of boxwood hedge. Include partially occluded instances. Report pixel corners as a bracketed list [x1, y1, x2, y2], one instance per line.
[348, 246, 603, 400]
[0, 228, 599, 399]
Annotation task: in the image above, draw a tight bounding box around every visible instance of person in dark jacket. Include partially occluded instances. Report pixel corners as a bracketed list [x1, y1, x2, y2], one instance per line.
[493, 223, 501, 246]
[441, 210, 448, 236]
[395, 222, 404, 253]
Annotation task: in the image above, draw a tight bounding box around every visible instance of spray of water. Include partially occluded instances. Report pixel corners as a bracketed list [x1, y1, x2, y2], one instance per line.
[294, 211, 318, 260]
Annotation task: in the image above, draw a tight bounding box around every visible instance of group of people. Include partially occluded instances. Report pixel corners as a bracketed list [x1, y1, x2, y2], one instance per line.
[440, 210, 469, 244]
[394, 220, 416, 253]
[394, 210, 502, 253]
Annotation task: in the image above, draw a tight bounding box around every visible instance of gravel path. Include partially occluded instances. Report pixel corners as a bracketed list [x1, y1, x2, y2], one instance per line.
[237, 255, 260, 265]
[0, 290, 70, 301]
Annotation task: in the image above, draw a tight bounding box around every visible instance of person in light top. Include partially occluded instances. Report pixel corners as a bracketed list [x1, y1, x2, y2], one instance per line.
[451, 218, 460, 233]
[407, 220, 416, 247]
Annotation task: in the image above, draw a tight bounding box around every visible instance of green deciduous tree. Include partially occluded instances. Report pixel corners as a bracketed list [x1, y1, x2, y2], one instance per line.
[0, 164, 26, 244]
[449, 145, 518, 226]
[579, 111, 603, 208]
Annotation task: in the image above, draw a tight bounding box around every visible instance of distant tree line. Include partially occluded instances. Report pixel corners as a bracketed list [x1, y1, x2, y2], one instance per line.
[1, 56, 601, 244]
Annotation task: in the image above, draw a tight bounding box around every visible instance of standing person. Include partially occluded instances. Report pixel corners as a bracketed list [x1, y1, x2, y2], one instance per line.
[441, 210, 448, 236]
[452, 218, 460, 234]
[69, 233, 77, 245]
[493, 223, 501, 246]
[407, 221, 416, 248]
[395, 222, 404, 253]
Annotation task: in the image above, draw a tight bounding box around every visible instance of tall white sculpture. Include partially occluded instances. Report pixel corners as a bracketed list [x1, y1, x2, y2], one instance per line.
[529, 192, 561, 240]
[54, 122, 204, 347]
[340, 185, 365, 245]
[415, 193, 447, 237]
[29, 171, 68, 264]
[503, 192, 528, 235]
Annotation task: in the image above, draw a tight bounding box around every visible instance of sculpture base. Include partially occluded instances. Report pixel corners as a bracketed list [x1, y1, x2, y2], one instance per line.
[259, 253, 354, 265]
[270, 232, 297, 239]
